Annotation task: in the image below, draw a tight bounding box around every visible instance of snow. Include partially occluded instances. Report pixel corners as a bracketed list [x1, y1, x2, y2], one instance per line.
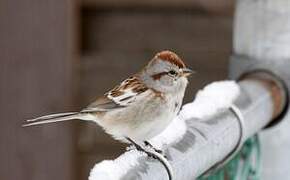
[180, 81, 240, 120]
[150, 116, 186, 149]
[89, 151, 144, 180]
[89, 81, 240, 180]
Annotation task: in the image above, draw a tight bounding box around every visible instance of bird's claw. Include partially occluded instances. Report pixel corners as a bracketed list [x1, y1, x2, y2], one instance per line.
[144, 141, 167, 158]
[126, 138, 167, 159]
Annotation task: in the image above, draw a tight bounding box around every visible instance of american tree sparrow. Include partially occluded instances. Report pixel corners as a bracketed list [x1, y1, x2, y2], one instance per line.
[24, 50, 193, 150]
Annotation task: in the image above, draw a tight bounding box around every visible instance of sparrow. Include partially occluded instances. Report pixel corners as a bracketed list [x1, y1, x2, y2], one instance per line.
[24, 50, 193, 147]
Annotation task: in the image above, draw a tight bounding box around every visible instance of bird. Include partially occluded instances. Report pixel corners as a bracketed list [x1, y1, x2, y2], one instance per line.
[24, 50, 193, 149]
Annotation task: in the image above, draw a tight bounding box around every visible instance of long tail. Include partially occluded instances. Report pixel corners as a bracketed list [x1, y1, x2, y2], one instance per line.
[23, 112, 92, 127]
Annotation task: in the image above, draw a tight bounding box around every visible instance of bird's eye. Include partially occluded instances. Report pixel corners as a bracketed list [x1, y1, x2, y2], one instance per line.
[168, 70, 178, 76]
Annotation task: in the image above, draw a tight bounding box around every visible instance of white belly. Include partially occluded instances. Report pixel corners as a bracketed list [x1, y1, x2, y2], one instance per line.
[96, 90, 184, 143]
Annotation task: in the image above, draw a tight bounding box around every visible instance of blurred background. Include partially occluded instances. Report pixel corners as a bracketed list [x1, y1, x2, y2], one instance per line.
[0, 0, 233, 179]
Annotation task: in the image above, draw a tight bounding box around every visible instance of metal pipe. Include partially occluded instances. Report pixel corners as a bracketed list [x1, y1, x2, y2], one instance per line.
[90, 73, 286, 180]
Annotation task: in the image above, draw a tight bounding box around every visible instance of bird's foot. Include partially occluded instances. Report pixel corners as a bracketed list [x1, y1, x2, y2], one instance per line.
[125, 138, 165, 159]
[144, 141, 167, 158]
[126, 138, 168, 159]
[126, 137, 145, 152]
[126, 138, 172, 180]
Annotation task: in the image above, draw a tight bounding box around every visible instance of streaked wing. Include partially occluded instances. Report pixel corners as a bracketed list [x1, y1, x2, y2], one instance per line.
[81, 76, 148, 113]
[81, 96, 125, 113]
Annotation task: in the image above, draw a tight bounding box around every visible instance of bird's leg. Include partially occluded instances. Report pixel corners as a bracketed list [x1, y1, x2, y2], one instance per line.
[126, 138, 173, 180]
[144, 141, 164, 155]
[126, 137, 158, 159]
[126, 137, 167, 160]
[126, 137, 145, 152]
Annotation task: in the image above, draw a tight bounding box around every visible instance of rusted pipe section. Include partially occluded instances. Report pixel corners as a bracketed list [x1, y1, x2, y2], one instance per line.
[239, 71, 288, 127]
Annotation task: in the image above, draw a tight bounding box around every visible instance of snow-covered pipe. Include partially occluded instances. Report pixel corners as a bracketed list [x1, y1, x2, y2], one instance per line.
[89, 73, 286, 180]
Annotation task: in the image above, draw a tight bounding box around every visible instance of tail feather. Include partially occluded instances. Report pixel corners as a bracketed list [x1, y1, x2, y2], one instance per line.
[26, 112, 78, 122]
[23, 112, 86, 127]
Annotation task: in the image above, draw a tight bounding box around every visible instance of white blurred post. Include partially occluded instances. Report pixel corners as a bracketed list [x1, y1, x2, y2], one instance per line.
[233, 0, 290, 179]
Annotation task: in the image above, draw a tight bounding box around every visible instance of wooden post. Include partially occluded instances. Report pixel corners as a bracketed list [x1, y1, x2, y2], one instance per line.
[0, 0, 78, 179]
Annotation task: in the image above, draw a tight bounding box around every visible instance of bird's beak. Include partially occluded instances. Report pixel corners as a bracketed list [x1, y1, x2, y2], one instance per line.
[182, 68, 195, 77]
